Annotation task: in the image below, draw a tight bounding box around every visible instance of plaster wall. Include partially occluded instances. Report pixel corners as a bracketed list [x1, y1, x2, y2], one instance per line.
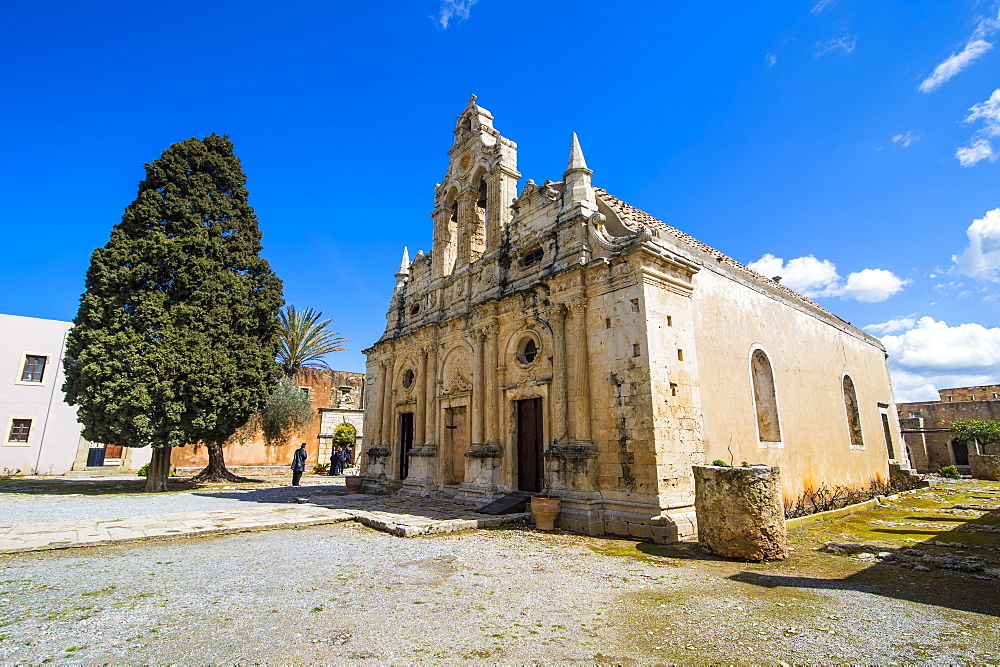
[0, 314, 83, 475]
[690, 268, 895, 502]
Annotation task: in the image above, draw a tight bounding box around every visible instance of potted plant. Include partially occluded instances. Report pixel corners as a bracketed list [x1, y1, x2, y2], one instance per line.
[530, 461, 561, 531]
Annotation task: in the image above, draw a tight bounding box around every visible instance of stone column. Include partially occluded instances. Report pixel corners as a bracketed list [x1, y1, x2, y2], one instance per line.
[426, 344, 439, 445]
[370, 362, 385, 445]
[380, 359, 394, 447]
[456, 189, 480, 270]
[550, 304, 568, 443]
[569, 299, 592, 443]
[485, 324, 499, 444]
[471, 329, 485, 445]
[416, 347, 428, 444]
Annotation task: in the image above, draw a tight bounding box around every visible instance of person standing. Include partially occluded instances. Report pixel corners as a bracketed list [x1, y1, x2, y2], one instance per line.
[291, 443, 308, 486]
[331, 446, 343, 476]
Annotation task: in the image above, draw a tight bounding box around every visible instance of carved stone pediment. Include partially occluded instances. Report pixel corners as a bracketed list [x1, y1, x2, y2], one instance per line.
[441, 371, 473, 397]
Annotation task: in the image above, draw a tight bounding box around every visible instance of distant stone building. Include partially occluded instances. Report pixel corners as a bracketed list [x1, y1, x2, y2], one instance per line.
[171, 369, 365, 472]
[361, 98, 902, 542]
[897, 385, 1000, 473]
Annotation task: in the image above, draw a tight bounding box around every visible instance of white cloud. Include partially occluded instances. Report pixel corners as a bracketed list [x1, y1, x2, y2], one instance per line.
[816, 35, 856, 56]
[434, 0, 478, 29]
[864, 317, 917, 335]
[810, 0, 835, 15]
[952, 208, 1000, 280]
[965, 88, 1000, 136]
[956, 89, 1000, 166]
[956, 139, 996, 166]
[841, 268, 910, 302]
[892, 131, 920, 147]
[882, 317, 1000, 372]
[765, 53, 777, 67]
[872, 316, 1000, 402]
[747, 254, 909, 302]
[918, 39, 993, 92]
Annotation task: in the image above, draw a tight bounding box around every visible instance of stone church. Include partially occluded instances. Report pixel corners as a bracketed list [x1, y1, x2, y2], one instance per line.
[361, 97, 902, 542]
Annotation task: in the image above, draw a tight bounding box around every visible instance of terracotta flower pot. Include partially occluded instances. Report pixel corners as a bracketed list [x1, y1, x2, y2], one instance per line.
[531, 495, 561, 531]
[344, 475, 364, 494]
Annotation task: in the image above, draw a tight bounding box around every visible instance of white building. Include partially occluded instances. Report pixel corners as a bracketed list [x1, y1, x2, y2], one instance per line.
[0, 314, 85, 475]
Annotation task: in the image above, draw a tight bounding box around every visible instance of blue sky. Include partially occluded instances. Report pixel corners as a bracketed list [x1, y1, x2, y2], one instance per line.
[2, 0, 999, 401]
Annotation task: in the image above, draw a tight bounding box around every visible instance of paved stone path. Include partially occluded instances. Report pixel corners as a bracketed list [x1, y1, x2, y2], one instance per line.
[300, 493, 529, 537]
[0, 492, 528, 553]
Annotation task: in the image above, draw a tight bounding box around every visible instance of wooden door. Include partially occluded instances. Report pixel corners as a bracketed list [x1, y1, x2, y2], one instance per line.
[516, 398, 544, 492]
[103, 444, 123, 460]
[399, 412, 414, 480]
[444, 406, 468, 485]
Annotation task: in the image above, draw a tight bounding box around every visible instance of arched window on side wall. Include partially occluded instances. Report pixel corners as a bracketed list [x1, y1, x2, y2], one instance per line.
[843, 375, 864, 448]
[751, 349, 781, 443]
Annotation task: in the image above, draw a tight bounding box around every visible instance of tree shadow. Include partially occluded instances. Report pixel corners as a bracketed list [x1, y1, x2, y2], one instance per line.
[0, 478, 202, 496]
[730, 507, 1000, 617]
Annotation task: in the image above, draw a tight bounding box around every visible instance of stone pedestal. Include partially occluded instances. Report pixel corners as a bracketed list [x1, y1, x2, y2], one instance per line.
[970, 454, 1000, 481]
[693, 465, 787, 561]
[455, 444, 503, 502]
[399, 444, 437, 496]
[363, 446, 391, 493]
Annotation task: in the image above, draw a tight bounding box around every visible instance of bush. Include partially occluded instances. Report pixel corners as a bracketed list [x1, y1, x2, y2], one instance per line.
[314, 462, 330, 474]
[711, 459, 729, 467]
[137, 463, 176, 478]
[937, 465, 961, 479]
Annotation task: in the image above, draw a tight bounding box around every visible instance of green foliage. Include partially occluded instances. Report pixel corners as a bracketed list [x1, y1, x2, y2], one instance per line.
[137, 463, 175, 477]
[313, 462, 330, 474]
[937, 465, 961, 479]
[951, 419, 1000, 446]
[710, 459, 729, 467]
[332, 422, 356, 448]
[278, 305, 347, 377]
[62, 134, 284, 455]
[260, 377, 314, 446]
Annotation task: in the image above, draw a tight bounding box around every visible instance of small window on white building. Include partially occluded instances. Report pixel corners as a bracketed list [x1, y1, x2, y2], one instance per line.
[6, 418, 32, 445]
[843, 375, 864, 448]
[751, 350, 781, 443]
[20, 355, 47, 383]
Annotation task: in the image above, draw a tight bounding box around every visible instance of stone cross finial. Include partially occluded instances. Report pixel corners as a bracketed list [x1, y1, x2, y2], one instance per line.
[468, 94, 478, 105]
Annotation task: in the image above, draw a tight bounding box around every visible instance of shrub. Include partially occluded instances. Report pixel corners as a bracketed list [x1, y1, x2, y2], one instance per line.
[711, 459, 729, 467]
[314, 462, 330, 474]
[937, 465, 961, 479]
[137, 462, 175, 477]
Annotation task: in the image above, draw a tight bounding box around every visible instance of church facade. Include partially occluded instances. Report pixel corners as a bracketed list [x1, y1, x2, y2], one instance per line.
[361, 98, 901, 542]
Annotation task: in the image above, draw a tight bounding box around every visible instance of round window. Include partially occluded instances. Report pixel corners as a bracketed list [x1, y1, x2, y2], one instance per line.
[517, 337, 539, 365]
[402, 369, 415, 389]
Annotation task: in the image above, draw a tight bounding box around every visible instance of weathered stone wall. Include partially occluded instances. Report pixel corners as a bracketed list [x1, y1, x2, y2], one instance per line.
[693, 465, 787, 561]
[970, 454, 1000, 481]
[895, 399, 1000, 471]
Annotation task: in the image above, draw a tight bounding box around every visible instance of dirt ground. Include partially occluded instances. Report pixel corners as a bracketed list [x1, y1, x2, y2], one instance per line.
[0, 476, 998, 663]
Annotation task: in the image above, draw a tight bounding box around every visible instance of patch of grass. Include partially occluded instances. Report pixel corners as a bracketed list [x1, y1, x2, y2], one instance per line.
[310, 606, 324, 613]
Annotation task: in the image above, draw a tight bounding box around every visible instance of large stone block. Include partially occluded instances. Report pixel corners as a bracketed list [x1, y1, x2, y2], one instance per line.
[970, 454, 1000, 481]
[693, 464, 787, 561]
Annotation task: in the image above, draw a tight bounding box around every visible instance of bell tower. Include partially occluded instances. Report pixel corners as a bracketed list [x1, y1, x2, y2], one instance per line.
[431, 96, 520, 279]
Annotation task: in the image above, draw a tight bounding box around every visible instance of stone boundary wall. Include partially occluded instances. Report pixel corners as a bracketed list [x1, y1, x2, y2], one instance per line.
[970, 455, 1000, 481]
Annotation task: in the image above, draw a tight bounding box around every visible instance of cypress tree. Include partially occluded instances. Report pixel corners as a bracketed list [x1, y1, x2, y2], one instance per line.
[63, 134, 284, 491]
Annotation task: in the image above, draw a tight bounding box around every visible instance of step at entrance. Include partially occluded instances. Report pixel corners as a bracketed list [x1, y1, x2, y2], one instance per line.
[476, 491, 533, 515]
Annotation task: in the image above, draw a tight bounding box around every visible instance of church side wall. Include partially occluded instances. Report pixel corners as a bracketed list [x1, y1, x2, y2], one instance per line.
[691, 269, 893, 503]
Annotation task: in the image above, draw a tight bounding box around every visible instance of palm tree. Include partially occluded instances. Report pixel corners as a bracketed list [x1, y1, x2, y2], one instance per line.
[277, 305, 348, 377]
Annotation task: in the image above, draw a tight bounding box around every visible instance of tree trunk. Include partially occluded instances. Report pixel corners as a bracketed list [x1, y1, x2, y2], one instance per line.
[144, 446, 172, 492]
[190, 442, 255, 483]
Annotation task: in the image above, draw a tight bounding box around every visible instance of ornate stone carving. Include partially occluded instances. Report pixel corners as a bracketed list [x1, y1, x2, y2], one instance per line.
[441, 371, 472, 396]
[465, 444, 503, 459]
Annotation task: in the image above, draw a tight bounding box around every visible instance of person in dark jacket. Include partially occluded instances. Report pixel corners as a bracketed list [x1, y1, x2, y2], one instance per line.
[330, 446, 344, 476]
[291, 443, 308, 486]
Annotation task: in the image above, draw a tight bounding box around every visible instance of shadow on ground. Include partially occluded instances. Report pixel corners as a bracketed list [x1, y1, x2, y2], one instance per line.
[730, 487, 1000, 617]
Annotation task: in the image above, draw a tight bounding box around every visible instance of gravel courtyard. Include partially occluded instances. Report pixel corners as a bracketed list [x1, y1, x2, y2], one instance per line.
[1, 478, 998, 664]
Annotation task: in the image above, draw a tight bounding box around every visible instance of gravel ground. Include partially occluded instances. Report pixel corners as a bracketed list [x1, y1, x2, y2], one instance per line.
[0, 478, 338, 525]
[1, 520, 998, 663]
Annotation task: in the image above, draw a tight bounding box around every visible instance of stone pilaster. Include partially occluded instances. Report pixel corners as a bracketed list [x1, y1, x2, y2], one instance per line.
[568, 298, 592, 444]
[416, 347, 428, 444]
[471, 328, 486, 445]
[550, 304, 568, 443]
[484, 324, 499, 444]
